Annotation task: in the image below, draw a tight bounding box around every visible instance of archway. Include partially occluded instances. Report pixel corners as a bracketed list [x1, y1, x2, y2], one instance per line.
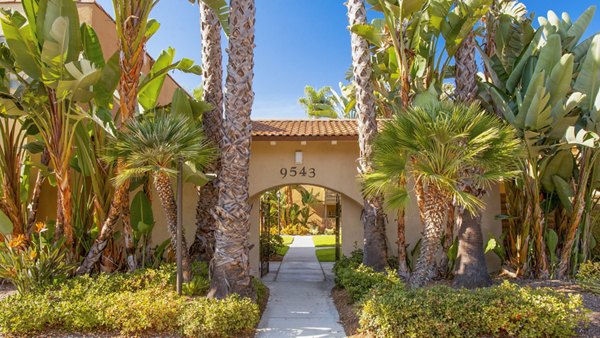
[256, 184, 343, 279]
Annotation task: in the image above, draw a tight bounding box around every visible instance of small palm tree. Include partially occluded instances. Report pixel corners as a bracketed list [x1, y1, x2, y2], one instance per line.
[105, 112, 216, 281]
[365, 102, 520, 288]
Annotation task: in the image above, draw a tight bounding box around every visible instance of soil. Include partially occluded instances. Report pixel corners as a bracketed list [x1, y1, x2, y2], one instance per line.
[331, 279, 600, 338]
[331, 287, 365, 338]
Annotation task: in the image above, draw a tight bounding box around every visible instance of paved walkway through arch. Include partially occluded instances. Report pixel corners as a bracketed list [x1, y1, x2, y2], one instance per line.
[256, 236, 345, 337]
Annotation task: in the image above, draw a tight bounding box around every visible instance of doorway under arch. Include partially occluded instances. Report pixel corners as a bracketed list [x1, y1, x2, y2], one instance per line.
[256, 184, 343, 278]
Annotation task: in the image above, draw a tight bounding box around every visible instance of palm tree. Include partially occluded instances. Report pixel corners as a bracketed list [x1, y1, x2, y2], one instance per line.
[365, 102, 520, 287]
[189, 0, 224, 263]
[298, 85, 338, 119]
[105, 112, 215, 281]
[77, 0, 158, 274]
[348, 0, 388, 272]
[209, 0, 256, 299]
[453, 5, 492, 287]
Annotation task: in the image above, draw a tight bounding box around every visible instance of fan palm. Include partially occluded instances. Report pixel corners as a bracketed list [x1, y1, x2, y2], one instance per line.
[365, 102, 520, 287]
[104, 112, 216, 281]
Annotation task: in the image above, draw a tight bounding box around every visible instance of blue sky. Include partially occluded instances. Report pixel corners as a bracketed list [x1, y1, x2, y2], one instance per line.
[96, 0, 600, 119]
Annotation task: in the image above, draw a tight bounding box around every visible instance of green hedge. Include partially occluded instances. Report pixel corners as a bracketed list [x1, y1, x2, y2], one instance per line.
[360, 282, 586, 338]
[334, 251, 587, 338]
[0, 265, 261, 337]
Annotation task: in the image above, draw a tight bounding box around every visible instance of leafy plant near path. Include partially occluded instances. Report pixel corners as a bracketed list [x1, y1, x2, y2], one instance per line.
[334, 250, 587, 338]
[0, 265, 261, 337]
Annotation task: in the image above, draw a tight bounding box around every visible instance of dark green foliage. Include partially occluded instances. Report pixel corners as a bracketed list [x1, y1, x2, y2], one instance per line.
[334, 249, 399, 302]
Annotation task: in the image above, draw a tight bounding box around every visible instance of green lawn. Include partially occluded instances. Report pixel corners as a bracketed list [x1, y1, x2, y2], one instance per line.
[315, 247, 336, 262]
[312, 235, 337, 247]
[281, 235, 294, 245]
[275, 245, 289, 257]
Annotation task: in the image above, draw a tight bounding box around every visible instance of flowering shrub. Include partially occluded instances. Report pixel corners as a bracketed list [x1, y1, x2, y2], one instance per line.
[0, 223, 73, 294]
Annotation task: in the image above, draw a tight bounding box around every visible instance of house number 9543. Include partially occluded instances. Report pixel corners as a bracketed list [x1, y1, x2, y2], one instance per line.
[280, 166, 316, 178]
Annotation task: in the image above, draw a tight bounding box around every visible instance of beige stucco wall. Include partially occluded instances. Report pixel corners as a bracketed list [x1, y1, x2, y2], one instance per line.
[244, 139, 503, 276]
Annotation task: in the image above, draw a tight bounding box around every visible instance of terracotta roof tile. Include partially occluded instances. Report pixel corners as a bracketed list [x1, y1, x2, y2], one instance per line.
[252, 120, 359, 139]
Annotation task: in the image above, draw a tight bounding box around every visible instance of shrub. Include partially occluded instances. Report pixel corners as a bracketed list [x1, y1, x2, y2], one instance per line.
[334, 249, 399, 302]
[179, 295, 260, 338]
[0, 265, 261, 337]
[576, 261, 600, 294]
[336, 264, 400, 302]
[360, 281, 587, 338]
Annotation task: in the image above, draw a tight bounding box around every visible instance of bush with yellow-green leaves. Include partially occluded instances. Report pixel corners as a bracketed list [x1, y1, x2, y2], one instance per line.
[334, 250, 588, 338]
[0, 265, 262, 337]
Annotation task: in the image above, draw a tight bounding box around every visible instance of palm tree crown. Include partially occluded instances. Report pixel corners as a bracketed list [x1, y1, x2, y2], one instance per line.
[105, 112, 216, 185]
[366, 102, 521, 214]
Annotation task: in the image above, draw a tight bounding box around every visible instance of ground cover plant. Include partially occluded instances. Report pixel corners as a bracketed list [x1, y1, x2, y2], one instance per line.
[334, 250, 588, 337]
[0, 264, 263, 337]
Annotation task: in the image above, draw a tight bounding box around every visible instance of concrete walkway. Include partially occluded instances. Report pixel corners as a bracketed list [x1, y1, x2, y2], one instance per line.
[256, 236, 345, 338]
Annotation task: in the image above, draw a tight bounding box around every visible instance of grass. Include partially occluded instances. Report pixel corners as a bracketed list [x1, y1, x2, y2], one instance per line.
[275, 245, 289, 257]
[312, 235, 337, 247]
[281, 235, 294, 245]
[316, 248, 336, 262]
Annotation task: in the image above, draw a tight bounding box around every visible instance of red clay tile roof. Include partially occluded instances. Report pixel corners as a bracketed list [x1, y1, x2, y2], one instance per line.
[252, 120, 359, 140]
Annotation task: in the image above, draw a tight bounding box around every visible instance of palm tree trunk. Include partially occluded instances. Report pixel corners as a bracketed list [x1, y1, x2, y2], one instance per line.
[348, 0, 388, 272]
[453, 209, 492, 288]
[397, 208, 410, 279]
[409, 180, 447, 288]
[190, 1, 223, 263]
[56, 171, 74, 248]
[76, 181, 130, 275]
[154, 172, 192, 281]
[209, 0, 256, 299]
[452, 29, 493, 287]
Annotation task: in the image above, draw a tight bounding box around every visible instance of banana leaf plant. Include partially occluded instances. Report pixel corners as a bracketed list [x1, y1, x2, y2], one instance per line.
[0, 0, 114, 251]
[353, 0, 492, 115]
[482, 5, 600, 278]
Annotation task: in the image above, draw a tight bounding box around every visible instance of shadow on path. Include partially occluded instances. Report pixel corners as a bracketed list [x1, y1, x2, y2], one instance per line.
[256, 236, 345, 338]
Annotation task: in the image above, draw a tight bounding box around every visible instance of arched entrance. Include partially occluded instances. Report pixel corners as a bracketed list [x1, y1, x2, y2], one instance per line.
[257, 184, 343, 278]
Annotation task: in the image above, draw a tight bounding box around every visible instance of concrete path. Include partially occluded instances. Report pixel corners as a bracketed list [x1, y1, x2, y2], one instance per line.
[256, 236, 345, 338]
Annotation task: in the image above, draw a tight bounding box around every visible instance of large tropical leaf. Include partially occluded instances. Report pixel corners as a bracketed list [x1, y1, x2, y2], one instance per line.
[1, 11, 42, 79]
[0, 209, 13, 236]
[130, 191, 154, 234]
[574, 34, 600, 115]
[36, 0, 81, 63]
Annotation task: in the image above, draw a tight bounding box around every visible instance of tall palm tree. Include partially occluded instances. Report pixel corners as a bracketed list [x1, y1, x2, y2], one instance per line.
[209, 0, 256, 299]
[347, 0, 388, 272]
[453, 10, 492, 287]
[189, 1, 223, 263]
[105, 112, 215, 281]
[365, 102, 520, 287]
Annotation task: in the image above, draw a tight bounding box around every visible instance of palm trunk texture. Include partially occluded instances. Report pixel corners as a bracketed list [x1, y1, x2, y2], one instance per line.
[155, 172, 192, 281]
[409, 179, 447, 288]
[348, 0, 388, 272]
[452, 30, 493, 287]
[190, 1, 223, 263]
[209, 0, 256, 299]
